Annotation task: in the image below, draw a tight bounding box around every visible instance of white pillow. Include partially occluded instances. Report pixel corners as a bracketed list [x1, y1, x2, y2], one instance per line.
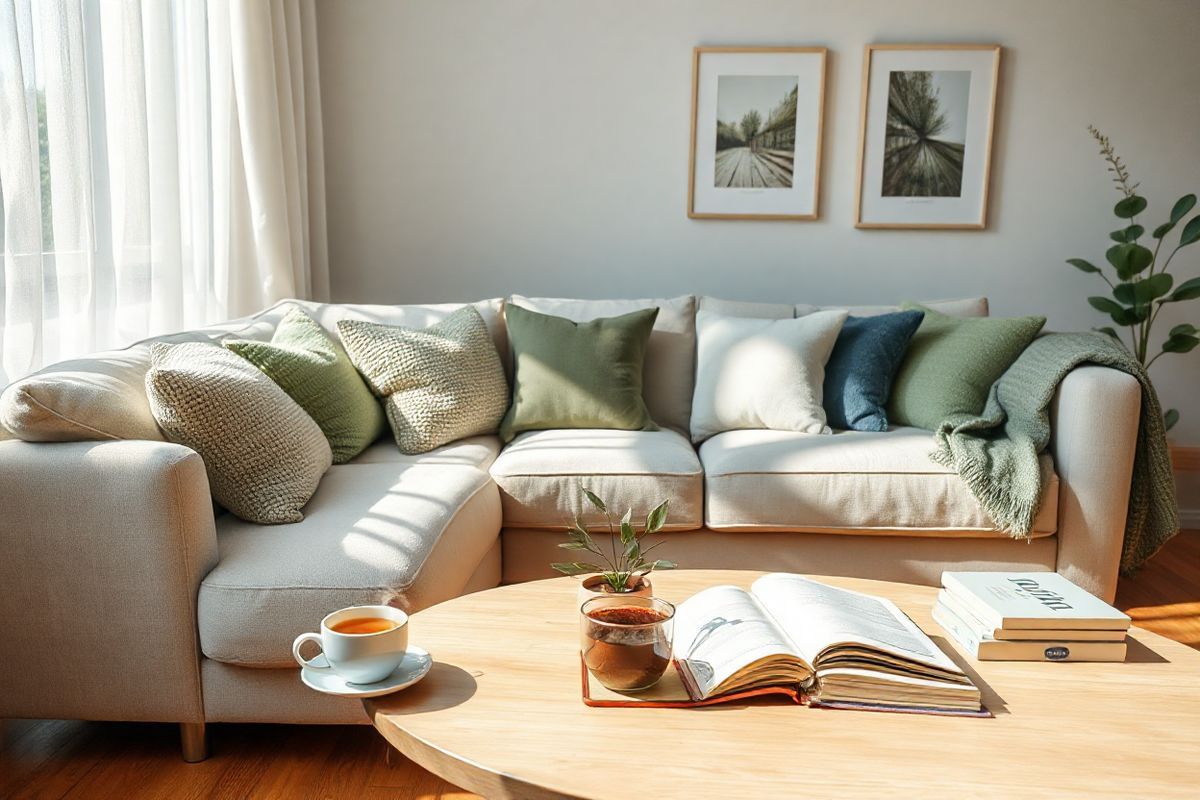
[690, 309, 847, 442]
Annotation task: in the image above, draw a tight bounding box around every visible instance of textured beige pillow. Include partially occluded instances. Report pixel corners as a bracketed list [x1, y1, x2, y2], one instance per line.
[338, 305, 509, 455]
[145, 342, 332, 524]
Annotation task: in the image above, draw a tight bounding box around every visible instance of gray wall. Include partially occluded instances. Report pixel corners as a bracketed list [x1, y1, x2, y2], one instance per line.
[315, 0, 1200, 448]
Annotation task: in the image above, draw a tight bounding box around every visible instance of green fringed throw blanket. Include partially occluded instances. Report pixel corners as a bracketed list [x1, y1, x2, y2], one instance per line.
[930, 332, 1179, 574]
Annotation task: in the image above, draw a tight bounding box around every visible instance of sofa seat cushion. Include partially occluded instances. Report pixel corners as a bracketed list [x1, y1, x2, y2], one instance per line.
[199, 462, 501, 668]
[350, 435, 502, 470]
[489, 429, 704, 530]
[701, 427, 1058, 536]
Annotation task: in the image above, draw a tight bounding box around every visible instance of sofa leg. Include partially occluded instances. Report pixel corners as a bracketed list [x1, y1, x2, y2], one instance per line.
[180, 721, 207, 763]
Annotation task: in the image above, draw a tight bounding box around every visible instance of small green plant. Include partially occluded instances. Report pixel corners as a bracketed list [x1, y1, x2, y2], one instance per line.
[551, 485, 676, 593]
[1066, 126, 1200, 431]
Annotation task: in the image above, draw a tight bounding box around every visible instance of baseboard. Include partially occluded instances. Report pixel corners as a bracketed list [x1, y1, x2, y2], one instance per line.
[1170, 447, 1198, 529]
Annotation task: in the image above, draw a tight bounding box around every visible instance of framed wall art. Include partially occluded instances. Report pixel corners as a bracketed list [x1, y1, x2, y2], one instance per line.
[855, 44, 1001, 229]
[688, 46, 827, 220]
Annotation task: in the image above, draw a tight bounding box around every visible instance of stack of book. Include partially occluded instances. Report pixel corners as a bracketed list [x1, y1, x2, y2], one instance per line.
[934, 572, 1131, 662]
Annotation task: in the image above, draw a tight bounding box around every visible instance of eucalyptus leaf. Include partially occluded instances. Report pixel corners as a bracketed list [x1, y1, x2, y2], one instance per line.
[557, 541, 589, 550]
[1134, 273, 1174, 304]
[1094, 326, 1121, 340]
[1167, 277, 1200, 302]
[1088, 296, 1125, 315]
[1066, 258, 1101, 274]
[1169, 323, 1198, 337]
[1153, 221, 1175, 239]
[1179, 215, 1200, 247]
[1164, 409, 1180, 431]
[1110, 305, 1147, 326]
[1110, 224, 1144, 243]
[1114, 195, 1147, 219]
[1105, 242, 1154, 279]
[1170, 194, 1196, 224]
[1112, 283, 1136, 305]
[1162, 333, 1199, 353]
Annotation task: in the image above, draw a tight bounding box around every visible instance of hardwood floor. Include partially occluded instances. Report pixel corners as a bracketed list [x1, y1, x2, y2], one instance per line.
[4, 530, 1198, 800]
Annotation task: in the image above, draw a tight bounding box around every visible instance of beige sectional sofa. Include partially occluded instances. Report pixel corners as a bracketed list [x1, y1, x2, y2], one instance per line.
[0, 295, 1140, 753]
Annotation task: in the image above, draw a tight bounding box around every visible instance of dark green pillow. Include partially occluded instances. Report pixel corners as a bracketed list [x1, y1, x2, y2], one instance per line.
[500, 304, 659, 441]
[888, 305, 1046, 430]
[225, 307, 385, 463]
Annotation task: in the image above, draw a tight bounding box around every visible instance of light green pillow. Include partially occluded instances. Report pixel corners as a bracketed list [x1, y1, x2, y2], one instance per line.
[888, 305, 1046, 430]
[500, 304, 659, 442]
[337, 306, 509, 455]
[225, 307, 385, 463]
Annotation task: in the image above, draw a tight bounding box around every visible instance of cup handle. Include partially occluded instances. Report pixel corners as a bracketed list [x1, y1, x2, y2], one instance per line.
[292, 632, 330, 671]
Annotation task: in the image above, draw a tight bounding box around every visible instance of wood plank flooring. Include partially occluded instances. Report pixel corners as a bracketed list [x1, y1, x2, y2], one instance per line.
[4, 530, 1197, 800]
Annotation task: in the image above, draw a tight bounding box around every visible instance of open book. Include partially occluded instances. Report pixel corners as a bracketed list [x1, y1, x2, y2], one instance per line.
[582, 574, 982, 715]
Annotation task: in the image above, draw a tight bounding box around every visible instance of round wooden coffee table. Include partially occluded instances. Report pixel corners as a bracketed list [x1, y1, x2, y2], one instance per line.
[366, 570, 1200, 799]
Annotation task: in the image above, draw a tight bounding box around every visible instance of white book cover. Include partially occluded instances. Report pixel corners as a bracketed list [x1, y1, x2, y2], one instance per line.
[941, 572, 1131, 631]
[933, 601, 1128, 662]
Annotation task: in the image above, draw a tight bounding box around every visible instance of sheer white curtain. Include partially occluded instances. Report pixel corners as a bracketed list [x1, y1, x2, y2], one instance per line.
[0, 0, 329, 384]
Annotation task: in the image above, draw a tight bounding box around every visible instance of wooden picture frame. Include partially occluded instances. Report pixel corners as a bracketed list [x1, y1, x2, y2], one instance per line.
[854, 44, 1001, 229]
[688, 46, 828, 221]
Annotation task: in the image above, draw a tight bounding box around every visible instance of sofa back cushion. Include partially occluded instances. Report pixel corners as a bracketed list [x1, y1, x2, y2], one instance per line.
[698, 297, 794, 319]
[282, 298, 509, 372]
[507, 295, 696, 433]
[0, 298, 506, 444]
[796, 297, 989, 318]
[700, 296, 989, 320]
[0, 316, 276, 442]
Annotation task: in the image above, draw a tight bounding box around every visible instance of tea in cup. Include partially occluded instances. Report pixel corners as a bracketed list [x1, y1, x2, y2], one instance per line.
[292, 604, 409, 685]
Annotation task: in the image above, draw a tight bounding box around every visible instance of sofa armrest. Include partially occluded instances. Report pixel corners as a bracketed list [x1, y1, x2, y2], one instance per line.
[1049, 365, 1140, 603]
[0, 439, 218, 722]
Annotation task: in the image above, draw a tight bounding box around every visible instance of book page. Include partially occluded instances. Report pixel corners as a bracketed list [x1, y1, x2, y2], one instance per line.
[672, 585, 808, 699]
[750, 574, 963, 676]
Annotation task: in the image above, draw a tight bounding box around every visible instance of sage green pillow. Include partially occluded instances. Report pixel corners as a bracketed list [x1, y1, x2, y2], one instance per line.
[500, 304, 659, 442]
[888, 305, 1046, 430]
[225, 307, 385, 463]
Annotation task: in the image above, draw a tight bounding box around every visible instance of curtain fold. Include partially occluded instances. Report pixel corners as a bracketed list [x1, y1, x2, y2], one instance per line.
[0, 0, 328, 385]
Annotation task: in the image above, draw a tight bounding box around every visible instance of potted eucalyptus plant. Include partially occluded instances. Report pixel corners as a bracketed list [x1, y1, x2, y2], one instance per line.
[552, 485, 676, 605]
[1066, 126, 1200, 430]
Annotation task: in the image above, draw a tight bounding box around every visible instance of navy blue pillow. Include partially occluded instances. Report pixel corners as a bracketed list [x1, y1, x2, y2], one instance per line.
[823, 310, 925, 432]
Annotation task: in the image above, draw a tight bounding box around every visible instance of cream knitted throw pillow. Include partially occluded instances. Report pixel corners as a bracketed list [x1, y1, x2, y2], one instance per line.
[337, 306, 509, 454]
[146, 342, 332, 524]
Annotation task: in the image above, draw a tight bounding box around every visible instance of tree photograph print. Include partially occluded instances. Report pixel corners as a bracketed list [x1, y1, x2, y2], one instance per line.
[882, 70, 970, 197]
[713, 75, 797, 189]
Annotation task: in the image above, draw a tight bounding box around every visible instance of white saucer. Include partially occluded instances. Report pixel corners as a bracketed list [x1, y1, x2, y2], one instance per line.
[300, 645, 432, 698]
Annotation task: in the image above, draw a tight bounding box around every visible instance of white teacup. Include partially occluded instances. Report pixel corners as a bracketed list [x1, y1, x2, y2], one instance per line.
[292, 604, 409, 685]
